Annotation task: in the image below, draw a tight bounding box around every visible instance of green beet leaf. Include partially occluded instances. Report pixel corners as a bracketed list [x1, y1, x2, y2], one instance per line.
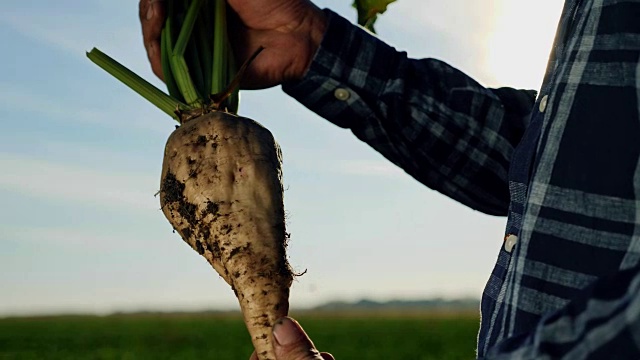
[352, 0, 397, 33]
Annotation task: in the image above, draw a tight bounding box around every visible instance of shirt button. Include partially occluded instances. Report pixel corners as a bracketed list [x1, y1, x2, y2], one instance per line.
[334, 88, 351, 101]
[539, 95, 549, 113]
[504, 234, 518, 253]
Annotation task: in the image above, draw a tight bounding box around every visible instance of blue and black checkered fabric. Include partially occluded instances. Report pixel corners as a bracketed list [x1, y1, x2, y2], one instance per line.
[284, 1, 640, 358]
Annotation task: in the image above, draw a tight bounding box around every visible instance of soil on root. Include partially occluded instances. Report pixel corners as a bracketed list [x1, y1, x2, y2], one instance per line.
[161, 172, 215, 258]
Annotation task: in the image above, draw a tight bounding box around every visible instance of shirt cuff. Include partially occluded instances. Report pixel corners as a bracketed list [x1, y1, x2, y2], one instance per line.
[281, 9, 401, 129]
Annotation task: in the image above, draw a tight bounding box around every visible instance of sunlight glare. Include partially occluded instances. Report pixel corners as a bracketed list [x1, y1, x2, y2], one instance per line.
[485, 1, 564, 90]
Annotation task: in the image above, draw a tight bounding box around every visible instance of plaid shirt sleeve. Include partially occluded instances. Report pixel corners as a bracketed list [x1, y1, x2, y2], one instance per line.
[282, 10, 537, 216]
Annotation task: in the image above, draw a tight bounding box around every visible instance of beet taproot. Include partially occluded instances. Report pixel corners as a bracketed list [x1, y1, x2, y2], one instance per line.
[160, 111, 293, 360]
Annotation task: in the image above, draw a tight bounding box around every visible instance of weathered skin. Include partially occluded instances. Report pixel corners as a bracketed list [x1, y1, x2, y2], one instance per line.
[159, 111, 293, 360]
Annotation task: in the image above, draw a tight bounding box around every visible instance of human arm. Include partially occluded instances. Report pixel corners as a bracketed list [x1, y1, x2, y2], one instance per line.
[140, 0, 537, 215]
[282, 10, 537, 215]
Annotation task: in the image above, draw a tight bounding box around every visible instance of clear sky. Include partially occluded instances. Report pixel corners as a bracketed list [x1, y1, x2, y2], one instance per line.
[0, 0, 564, 316]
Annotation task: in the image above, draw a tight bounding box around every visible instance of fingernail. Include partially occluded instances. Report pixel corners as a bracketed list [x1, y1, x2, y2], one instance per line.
[146, 1, 155, 20]
[273, 317, 303, 346]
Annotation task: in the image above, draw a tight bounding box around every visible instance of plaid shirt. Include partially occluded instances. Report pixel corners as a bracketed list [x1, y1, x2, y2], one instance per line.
[284, 2, 640, 359]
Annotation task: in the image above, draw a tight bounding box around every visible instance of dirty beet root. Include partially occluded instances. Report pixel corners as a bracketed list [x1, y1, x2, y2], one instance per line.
[159, 111, 293, 360]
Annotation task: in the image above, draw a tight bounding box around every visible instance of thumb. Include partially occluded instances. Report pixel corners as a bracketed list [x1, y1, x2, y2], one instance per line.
[272, 317, 325, 360]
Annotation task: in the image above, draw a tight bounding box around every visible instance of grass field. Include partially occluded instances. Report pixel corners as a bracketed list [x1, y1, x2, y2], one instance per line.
[0, 311, 480, 359]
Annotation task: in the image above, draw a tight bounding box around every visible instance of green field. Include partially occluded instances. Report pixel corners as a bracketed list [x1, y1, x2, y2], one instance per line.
[0, 311, 479, 359]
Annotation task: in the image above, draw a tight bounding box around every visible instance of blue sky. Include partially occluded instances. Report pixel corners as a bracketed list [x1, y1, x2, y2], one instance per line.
[0, 0, 563, 316]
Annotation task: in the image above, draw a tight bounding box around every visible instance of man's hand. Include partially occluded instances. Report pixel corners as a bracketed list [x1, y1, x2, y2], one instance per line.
[139, 0, 327, 89]
[249, 317, 334, 360]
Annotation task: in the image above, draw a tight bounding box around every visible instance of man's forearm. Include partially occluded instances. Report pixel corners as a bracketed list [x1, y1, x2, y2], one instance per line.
[283, 9, 537, 215]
